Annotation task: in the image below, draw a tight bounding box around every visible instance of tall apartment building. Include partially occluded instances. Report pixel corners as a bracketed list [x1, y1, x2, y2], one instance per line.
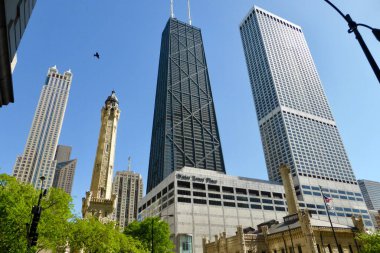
[147, 18, 226, 193]
[358, 179, 380, 211]
[240, 6, 371, 227]
[13, 66, 73, 189]
[0, 0, 38, 106]
[82, 91, 120, 222]
[52, 145, 77, 195]
[112, 170, 143, 230]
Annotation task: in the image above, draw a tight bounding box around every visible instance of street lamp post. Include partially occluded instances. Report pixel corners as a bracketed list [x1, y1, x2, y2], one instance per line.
[323, 0, 380, 83]
[151, 214, 174, 253]
[27, 176, 47, 249]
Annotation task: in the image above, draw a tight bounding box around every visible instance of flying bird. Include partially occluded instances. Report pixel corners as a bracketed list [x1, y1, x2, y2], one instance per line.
[94, 52, 100, 59]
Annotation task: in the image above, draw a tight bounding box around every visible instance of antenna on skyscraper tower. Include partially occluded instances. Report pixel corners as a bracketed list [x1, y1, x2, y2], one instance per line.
[187, 0, 192, 25]
[128, 156, 131, 172]
[170, 0, 174, 18]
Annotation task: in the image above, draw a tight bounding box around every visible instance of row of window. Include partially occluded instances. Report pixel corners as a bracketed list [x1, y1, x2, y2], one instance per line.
[177, 180, 284, 198]
[177, 197, 286, 211]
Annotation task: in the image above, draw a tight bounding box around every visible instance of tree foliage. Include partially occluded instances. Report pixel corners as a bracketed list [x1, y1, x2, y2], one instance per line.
[0, 174, 74, 252]
[0, 174, 148, 253]
[357, 232, 380, 253]
[68, 218, 147, 253]
[124, 217, 174, 253]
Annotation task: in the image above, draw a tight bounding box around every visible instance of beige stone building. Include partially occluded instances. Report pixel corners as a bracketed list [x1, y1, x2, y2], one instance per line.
[112, 168, 143, 230]
[203, 166, 365, 253]
[13, 66, 73, 189]
[82, 91, 120, 222]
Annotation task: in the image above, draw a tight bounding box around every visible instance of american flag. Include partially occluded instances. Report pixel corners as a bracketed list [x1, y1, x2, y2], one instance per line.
[323, 194, 334, 210]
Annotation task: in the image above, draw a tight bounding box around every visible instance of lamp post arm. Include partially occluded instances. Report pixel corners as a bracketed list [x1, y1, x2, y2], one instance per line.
[323, 0, 380, 83]
[323, 0, 346, 20]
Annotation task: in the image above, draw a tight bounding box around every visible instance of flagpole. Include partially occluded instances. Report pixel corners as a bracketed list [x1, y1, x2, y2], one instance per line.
[319, 186, 342, 253]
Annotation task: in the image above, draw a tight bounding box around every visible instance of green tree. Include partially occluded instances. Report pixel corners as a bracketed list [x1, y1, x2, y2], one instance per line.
[124, 217, 174, 253]
[0, 174, 74, 253]
[68, 217, 147, 253]
[0, 174, 147, 252]
[357, 232, 380, 253]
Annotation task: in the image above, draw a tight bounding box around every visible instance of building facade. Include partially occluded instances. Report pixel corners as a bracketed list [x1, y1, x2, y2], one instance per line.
[358, 179, 380, 211]
[0, 0, 37, 106]
[13, 66, 73, 189]
[82, 91, 120, 222]
[239, 6, 371, 227]
[139, 166, 372, 253]
[52, 145, 77, 195]
[147, 18, 226, 193]
[203, 166, 364, 253]
[139, 167, 288, 253]
[112, 170, 143, 230]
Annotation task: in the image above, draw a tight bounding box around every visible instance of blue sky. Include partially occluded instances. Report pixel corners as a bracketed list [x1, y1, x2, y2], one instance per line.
[1, 0, 379, 215]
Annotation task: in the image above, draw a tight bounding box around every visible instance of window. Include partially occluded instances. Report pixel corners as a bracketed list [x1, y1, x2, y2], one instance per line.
[193, 198, 207, 205]
[250, 198, 261, 203]
[249, 189, 260, 196]
[208, 184, 220, 192]
[178, 197, 191, 203]
[223, 195, 235, 200]
[208, 193, 221, 199]
[263, 206, 274, 210]
[193, 183, 205, 190]
[251, 204, 261, 209]
[178, 190, 191, 196]
[261, 191, 271, 197]
[237, 196, 248, 201]
[222, 186, 234, 193]
[209, 200, 221, 206]
[224, 202, 236, 207]
[178, 181, 190, 188]
[193, 191, 206, 197]
[276, 206, 286, 211]
[236, 188, 247, 195]
[168, 182, 174, 190]
[262, 199, 273, 204]
[237, 203, 249, 208]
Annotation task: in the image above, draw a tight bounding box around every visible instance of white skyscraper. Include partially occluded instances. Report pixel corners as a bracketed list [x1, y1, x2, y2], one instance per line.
[240, 6, 372, 227]
[112, 169, 143, 230]
[13, 66, 73, 189]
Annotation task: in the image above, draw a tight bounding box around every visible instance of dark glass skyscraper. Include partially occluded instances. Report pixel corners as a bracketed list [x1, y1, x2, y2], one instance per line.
[147, 18, 225, 193]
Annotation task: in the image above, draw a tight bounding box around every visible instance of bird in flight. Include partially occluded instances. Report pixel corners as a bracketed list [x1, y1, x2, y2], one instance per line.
[94, 52, 100, 59]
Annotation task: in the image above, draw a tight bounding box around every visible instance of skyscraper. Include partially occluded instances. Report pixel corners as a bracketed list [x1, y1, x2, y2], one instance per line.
[0, 0, 38, 106]
[358, 179, 380, 211]
[82, 91, 119, 221]
[240, 6, 371, 227]
[147, 18, 226, 193]
[112, 169, 143, 230]
[13, 66, 73, 189]
[52, 145, 77, 195]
